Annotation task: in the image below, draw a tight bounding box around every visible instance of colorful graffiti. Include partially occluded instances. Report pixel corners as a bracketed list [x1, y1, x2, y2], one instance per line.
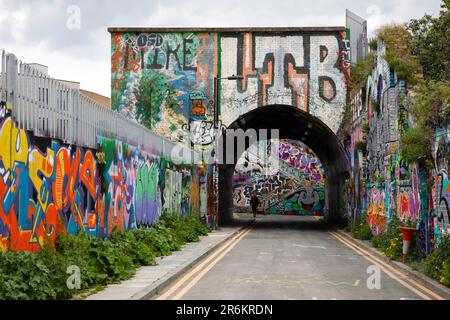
[111, 32, 215, 144]
[434, 129, 450, 236]
[232, 139, 325, 215]
[111, 30, 349, 146]
[233, 173, 288, 207]
[0, 116, 109, 252]
[364, 185, 386, 235]
[267, 187, 325, 215]
[0, 112, 207, 252]
[278, 140, 324, 183]
[219, 32, 348, 132]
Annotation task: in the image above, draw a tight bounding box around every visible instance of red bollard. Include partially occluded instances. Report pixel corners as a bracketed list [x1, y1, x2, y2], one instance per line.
[399, 226, 417, 263]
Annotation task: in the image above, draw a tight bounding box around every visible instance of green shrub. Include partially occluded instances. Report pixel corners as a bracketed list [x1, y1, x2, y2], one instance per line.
[424, 235, 450, 286]
[351, 216, 373, 240]
[0, 212, 210, 300]
[354, 140, 367, 155]
[372, 219, 420, 261]
[349, 52, 376, 93]
[400, 125, 432, 165]
[368, 38, 378, 51]
[0, 251, 58, 300]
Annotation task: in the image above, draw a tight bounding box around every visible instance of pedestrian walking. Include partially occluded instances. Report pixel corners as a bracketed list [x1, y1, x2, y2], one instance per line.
[250, 192, 260, 218]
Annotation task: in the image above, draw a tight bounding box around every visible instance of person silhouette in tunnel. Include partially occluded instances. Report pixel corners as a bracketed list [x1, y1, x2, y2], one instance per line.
[250, 191, 260, 218]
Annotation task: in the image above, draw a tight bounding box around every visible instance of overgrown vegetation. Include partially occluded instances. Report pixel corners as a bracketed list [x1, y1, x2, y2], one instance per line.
[351, 216, 372, 240]
[349, 217, 421, 262]
[371, 219, 420, 262]
[400, 125, 433, 166]
[397, 1, 450, 168]
[349, 52, 376, 95]
[399, 80, 448, 168]
[368, 38, 378, 51]
[376, 24, 422, 86]
[412, 80, 450, 127]
[354, 140, 367, 155]
[372, 175, 386, 184]
[424, 235, 450, 287]
[0, 212, 210, 300]
[371, 98, 380, 114]
[362, 119, 370, 135]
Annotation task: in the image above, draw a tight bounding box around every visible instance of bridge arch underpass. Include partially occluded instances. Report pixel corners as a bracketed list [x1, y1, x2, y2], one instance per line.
[216, 105, 350, 225]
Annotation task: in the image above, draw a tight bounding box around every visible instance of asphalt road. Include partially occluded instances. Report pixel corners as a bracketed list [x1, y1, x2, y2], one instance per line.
[155, 215, 442, 300]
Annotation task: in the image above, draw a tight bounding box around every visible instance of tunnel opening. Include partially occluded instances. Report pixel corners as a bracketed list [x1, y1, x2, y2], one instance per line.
[232, 138, 326, 217]
[216, 105, 350, 225]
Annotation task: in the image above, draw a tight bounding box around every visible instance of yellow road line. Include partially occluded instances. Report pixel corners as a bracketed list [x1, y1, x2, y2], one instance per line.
[330, 231, 444, 300]
[330, 232, 430, 300]
[156, 224, 254, 300]
[172, 226, 254, 300]
[331, 231, 445, 300]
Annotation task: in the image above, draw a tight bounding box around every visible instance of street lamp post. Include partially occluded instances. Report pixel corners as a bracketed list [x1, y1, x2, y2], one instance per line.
[211, 74, 243, 227]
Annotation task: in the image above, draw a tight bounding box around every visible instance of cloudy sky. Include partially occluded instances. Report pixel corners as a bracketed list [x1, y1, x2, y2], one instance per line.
[0, 0, 443, 98]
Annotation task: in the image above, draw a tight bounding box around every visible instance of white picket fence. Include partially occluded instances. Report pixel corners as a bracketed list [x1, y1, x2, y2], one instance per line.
[0, 50, 197, 163]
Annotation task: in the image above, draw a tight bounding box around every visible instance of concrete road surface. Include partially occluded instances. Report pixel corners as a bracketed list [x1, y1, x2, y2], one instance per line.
[153, 215, 443, 300]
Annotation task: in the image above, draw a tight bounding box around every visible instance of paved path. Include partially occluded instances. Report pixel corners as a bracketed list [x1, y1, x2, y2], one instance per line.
[86, 226, 244, 300]
[153, 215, 445, 300]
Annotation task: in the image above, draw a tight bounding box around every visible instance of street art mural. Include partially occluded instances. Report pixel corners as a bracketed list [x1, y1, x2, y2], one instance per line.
[0, 115, 111, 252]
[364, 185, 386, 235]
[434, 127, 450, 236]
[233, 173, 289, 207]
[111, 32, 215, 145]
[0, 111, 207, 252]
[220, 32, 348, 132]
[267, 187, 325, 216]
[278, 140, 324, 183]
[110, 29, 350, 146]
[232, 139, 325, 215]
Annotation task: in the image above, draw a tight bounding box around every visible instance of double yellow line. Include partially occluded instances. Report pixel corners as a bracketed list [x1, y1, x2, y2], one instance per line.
[156, 223, 255, 300]
[329, 230, 445, 300]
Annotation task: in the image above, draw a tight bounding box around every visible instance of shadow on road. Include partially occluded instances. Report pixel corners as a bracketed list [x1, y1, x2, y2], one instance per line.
[224, 213, 331, 232]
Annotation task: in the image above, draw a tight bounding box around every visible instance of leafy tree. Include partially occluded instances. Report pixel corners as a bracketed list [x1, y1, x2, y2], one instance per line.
[407, 0, 450, 82]
[412, 80, 450, 127]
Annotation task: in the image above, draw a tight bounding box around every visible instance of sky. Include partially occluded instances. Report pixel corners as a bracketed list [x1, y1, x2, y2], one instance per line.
[0, 0, 443, 98]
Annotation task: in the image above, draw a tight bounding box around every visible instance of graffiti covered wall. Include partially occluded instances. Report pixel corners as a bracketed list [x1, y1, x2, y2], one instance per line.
[348, 39, 445, 255]
[0, 108, 208, 252]
[267, 187, 325, 216]
[110, 28, 350, 147]
[232, 139, 325, 215]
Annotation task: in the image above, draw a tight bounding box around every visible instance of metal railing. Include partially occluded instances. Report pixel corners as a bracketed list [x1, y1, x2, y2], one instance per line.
[0, 50, 198, 163]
